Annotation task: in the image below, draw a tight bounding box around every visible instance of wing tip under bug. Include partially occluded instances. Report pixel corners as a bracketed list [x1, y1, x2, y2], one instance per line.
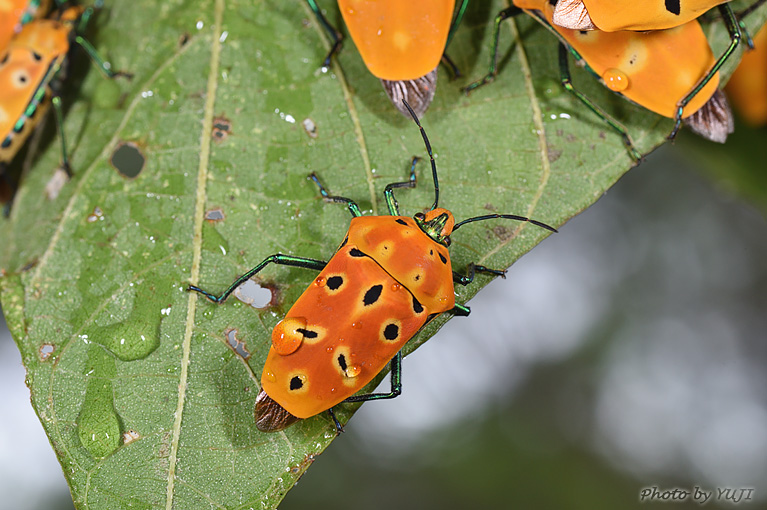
[380, 67, 438, 118]
[255, 389, 301, 432]
[552, 0, 597, 30]
[683, 90, 734, 144]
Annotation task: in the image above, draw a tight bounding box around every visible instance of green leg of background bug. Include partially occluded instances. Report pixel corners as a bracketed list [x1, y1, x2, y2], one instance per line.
[73, 35, 133, 79]
[50, 96, 73, 177]
[384, 157, 419, 216]
[308, 172, 362, 218]
[556, 43, 642, 162]
[668, 4, 743, 140]
[440, 0, 472, 79]
[305, 0, 344, 68]
[187, 254, 327, 304]
[463, 6, 522, 94]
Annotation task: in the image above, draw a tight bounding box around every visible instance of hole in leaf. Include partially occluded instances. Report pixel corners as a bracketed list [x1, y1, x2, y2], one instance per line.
[111, 142, 145, 178]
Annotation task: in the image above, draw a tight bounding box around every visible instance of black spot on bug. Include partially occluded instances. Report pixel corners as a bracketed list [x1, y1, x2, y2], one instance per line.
[412, 296, 423, 314]
[110, 142, 145, 178]
[363, 284, 383, 306]
[383, 323, 399, 341]
[439, 253, 447, 264]
[579, 30, 588, 35]
[665, 0, 681, 15]
[337, 353, 347, 371]
[0, 53, 8, 65]
[290, 376, 304, 390]
[296, 328, 318, 339]
[327, 276, 343, 290]
[414, 274, 421, 282]
[350, 248, 365, 257]
[339, 236, 348, 249]
[32, 52, 42, 61]
[430, 249, 433, 255]
[396, 219, 408, 226]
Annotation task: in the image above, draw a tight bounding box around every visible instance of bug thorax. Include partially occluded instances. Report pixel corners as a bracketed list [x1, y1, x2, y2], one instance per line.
[414, 208, 454, 246]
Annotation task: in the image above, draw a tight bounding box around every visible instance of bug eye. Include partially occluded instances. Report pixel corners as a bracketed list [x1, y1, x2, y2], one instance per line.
[444, 237, 451, 247]
[414, 212, 425, 221]
[12, 70, 30, 88]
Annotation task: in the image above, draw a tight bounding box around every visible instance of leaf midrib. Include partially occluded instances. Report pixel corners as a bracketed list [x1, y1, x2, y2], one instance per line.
[166, 0, 225, 507]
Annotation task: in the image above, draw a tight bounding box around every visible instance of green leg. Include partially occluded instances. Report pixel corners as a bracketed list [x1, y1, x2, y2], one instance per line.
[305, 0, 344, 68]
[451, 303, 471, 317]
[308, 172, 362, 217]
[441, 53, 461, 79]
[338, 297, 477, 412]
[74, 35, 133, 79]
[51, 95, 73, 177]
[188, 254, 327, 304]
[326, 407, 344, 435]
[453, 263, 506, 286]
[464, 6, 521, 94]
[384, 157, 419, 216]
[344, 351, 402, 403]
[669, 4, 743, 140]
[441, 0, 471, 80]
[558, 44, 642, 162]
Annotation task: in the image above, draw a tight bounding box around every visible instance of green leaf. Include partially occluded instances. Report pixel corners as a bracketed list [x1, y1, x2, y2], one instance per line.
[1, 0, 763, 508]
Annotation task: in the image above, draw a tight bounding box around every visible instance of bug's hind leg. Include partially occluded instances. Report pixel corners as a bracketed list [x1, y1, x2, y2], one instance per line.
[463, 6, 522, 94]
[305, 0, 344, 68]
[309, 172, 363, 218]
[343, 351, 403, 403]
[557, 44, 642, 162]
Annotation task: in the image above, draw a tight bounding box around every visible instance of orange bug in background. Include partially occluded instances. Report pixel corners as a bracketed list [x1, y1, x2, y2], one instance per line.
[466, 0, 739, 161]
[726, 23, 767, 126]
[304, 0, 468, 117]
[551, 0, 732, 31]
[0, 2, 130, 201]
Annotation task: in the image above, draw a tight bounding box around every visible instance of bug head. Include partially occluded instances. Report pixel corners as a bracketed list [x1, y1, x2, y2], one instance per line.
[414, 207, 455, 246]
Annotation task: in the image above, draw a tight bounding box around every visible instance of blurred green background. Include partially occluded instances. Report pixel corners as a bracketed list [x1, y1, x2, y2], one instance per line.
[3, 118, 766, 508]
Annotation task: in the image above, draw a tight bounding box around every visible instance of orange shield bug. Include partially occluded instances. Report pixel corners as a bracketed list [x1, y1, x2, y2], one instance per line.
[0, 2, 131, 187]
[466, 0, 743, 160]
[304, 0, 469, 117]
[189, 100, 558, 433]
[552, 0, 731, 31]
[726, 23, 767, 126]
[0, 0, 49, 48]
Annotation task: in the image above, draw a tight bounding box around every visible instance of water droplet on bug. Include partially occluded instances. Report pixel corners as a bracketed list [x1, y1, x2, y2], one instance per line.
[602, 68, 629, 92]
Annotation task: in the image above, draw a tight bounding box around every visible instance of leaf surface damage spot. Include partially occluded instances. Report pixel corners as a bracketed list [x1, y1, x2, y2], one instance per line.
[111, 142, 145, 178]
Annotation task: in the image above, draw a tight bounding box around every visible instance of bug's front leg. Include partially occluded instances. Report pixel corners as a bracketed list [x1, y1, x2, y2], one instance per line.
[188, 254, 327, 304]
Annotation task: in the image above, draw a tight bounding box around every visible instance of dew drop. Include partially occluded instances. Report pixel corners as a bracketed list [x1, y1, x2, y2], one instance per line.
[272, 317, 307, 355]
[602, 68, 629, 92]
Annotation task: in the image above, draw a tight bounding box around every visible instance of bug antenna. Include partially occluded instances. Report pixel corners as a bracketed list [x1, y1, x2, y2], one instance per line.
[402, 100, 439, 211]
[453, 214, 558, 234]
